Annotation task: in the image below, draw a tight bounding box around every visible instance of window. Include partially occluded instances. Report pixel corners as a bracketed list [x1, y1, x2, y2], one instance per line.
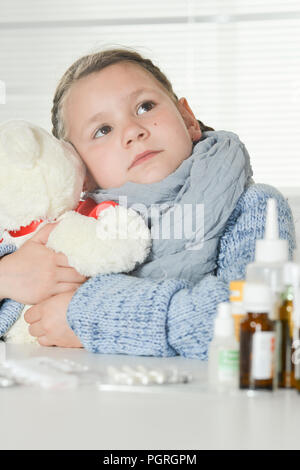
[1, 0, 299, 190]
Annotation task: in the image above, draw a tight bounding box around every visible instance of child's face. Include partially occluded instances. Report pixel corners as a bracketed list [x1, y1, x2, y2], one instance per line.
[64, 62, 201, 189]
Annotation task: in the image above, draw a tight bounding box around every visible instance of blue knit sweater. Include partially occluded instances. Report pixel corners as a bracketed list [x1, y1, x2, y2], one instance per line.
[0, 183, 296, 359]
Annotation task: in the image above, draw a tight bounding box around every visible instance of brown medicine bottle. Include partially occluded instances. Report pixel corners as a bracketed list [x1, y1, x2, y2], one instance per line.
[278, 284, 294, 388]
[240, 282, 276, 391]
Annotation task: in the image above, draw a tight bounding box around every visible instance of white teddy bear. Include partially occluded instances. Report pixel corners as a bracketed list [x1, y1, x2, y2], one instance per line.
[0, 120, 151, 344]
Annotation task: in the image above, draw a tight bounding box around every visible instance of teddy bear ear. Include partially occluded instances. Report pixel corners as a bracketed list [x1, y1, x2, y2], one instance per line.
[0, 120, 40, 168]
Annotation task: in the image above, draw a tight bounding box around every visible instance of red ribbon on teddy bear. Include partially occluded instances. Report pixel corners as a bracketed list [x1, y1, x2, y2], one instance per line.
[0, 198, 118, 243]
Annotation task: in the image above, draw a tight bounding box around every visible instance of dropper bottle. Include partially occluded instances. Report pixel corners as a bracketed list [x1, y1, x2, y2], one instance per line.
[246, 198, 289, 318]
[208, 302, 239, 391]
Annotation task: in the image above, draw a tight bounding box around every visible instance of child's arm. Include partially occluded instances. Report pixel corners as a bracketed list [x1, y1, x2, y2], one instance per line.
[66, 272, 228, 358]
[64, 185, 295, 359]
[0, 224, 86, 305]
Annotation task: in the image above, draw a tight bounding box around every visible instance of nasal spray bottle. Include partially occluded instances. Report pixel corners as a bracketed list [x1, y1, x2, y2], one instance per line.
[246, 198, 295, 389]
[208, 302, 239, 392]
[246, 198, 288, 310]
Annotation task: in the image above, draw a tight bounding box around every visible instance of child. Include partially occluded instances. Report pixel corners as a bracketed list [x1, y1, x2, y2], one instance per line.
[0, 48, 296, 357]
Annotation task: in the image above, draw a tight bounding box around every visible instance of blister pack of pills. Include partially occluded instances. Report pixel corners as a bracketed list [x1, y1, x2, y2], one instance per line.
[0, 355, 193, 391]
[0, 357, 80, 389]
[97, 365, 193, 392]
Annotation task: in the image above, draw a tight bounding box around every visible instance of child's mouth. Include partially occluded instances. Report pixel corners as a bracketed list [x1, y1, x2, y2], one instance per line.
[129, 150, 162, 169]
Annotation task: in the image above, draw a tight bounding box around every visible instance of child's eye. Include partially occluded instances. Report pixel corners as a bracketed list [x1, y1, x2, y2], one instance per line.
[137, 101, 156, 116]
[94, 125, 112, 139]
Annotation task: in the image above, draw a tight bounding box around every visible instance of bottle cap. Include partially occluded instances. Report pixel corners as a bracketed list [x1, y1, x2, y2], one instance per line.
[243, 282, 272, 313]
[230, 280, 245, 302]
[214, 302, 234, 337]
[255, 198, 289, 263]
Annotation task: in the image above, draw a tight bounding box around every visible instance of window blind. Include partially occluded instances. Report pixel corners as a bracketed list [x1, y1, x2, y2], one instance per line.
[1, 0, 300, 190]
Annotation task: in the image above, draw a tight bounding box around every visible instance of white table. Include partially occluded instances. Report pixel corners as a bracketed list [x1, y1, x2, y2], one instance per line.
[0, 342, 299, 450]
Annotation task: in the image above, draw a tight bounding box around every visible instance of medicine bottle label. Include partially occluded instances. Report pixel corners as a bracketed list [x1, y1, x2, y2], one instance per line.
[218, 349, 239, 381]
[252, 331, 275, 380]
[293, 339, 300, 380]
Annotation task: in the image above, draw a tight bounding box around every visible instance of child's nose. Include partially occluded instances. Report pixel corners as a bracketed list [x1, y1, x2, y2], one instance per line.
[122, 122, 149, 147]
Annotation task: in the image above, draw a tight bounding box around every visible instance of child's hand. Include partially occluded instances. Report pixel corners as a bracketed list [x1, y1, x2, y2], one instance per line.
[0, 223, 87, 305]
[24, 290, 83, 348]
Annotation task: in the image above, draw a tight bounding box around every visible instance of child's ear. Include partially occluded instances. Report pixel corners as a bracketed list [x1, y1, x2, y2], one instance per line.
[177, 97, 202, 142]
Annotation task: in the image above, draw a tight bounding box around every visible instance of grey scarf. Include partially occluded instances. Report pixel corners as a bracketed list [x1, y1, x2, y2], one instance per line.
[88, 131, 253, 284]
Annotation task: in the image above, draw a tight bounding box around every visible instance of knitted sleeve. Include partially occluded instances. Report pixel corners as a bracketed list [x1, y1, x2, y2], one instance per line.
[66, 184, 296, 359]
[0, 243, 23, 336]
[0, 243, 16, 258]
[216, 183, 296, 283]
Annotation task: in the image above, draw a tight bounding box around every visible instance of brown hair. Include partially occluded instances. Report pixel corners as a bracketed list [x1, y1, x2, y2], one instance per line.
[51, 47, 214, 139]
